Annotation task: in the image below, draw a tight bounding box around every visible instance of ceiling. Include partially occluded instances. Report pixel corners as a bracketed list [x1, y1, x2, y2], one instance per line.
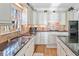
[30, 3, 51, 9]
[30, 3, 61, 10]
[29, 3, 79, 11]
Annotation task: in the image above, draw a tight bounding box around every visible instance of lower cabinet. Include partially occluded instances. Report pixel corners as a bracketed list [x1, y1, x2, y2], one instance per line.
[57, 37, 76, 56]
[15, 46, 26, 56]
[25, 39, 34, 56]
[35, 32, 57, 48]
[47, 32, 57, 48]
[57, 42, 67, 56]
[15, 37, 34, 56]
[35, 32, 48, 44]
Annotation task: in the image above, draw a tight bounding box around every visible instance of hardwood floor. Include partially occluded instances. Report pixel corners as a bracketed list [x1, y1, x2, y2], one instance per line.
[34, 44, 57, 56]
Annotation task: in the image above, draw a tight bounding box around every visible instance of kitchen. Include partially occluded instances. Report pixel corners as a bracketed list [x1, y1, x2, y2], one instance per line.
[0, 3, 79, 56]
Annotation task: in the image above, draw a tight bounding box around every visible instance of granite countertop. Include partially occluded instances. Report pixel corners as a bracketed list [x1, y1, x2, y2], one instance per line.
[0, 34, 33, 56]
[37, 30, 68, 32]
[58, 36, 79, 56]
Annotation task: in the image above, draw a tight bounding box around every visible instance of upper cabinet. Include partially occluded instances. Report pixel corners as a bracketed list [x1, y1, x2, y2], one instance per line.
[37, 11, 48, 25]
[49, 11, 59, 22]
[0, 3, 11, 23]
[59, 12, 66, 25]
[27, 6, 33, 24]
[33, 11, 38, 25]
[0, 3, 23, 24]
[66, 10, 79, 21]
[22, 7, 27, 25]
[0, 3, 24, 33]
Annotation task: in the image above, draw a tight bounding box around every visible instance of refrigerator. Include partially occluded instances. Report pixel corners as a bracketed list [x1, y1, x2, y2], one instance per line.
[69, 21, 78, 43]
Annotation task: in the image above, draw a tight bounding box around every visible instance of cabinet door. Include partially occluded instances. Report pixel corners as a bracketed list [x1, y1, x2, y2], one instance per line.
[57, 42, 67, 56]
[29, 41, 34, 56]
[25, 38, 34, 56]
[15, 46, 25, 56]
[40, 32, 48, 44]
[60, 46, 67, 56]
[40, 32, 45, 44]
[0, 3, 11, 23]
[47, 32, 57, 48]
[35, 32, 41, 44]
[59, 12, 66, 25]
[57, 37, 76, 56]
[57, 42, 61, 56]
[35, 32, 48, 44]
[48, 32, 56, 44]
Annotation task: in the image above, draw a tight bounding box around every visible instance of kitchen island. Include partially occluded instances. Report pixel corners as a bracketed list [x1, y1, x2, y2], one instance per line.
[57, 36, 79, 56]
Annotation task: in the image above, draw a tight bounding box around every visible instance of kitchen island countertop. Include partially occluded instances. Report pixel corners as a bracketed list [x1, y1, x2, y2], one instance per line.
[58, 36, 79, 56]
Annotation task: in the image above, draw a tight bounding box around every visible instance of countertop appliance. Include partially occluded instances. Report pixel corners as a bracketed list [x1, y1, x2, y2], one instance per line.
[29, 27, 37, 35]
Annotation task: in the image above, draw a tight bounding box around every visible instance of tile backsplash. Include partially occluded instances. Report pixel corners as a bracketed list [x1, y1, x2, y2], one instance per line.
[0, 24, 14, 34]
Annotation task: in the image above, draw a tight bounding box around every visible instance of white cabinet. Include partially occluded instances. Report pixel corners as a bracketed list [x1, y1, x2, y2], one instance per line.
[37, 12, 44, 24]
[25, 38, 34, 56]
[33, 11, 38, 25]
[40, 32, 48, 44]
[35, 32, 48, 44]
[37, 11, 48, 25]
[59, 12, 66, 25]
[16, 37, 34, 56]
[57, 41, 67, 56]
[57, 37, 76, 56]
[49, 11, 59, 22]
[27, 6, 33, 24]
[67, 11, 79, 21]
[47, 32, 57, 48]
[35, 32, 41, 44]
[15, 45, 26, 56]
[22, 7, 27, 25]
[0, 3, 11, 23]
[0, 3, 22, 24]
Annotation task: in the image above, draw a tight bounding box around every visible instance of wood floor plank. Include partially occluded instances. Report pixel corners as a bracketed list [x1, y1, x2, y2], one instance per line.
[34, 44, 57, 56]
